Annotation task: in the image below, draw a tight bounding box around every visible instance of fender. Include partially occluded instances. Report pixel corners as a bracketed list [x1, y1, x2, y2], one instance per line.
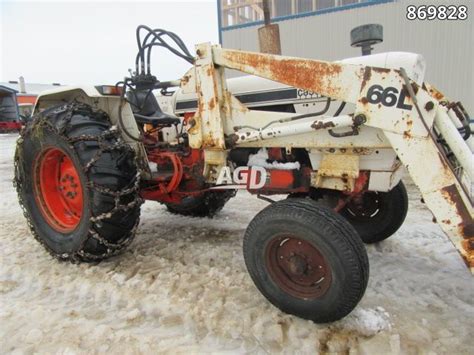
[33, 86, 149, 172]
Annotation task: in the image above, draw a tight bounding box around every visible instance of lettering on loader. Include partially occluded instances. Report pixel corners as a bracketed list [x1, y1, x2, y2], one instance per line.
[214, 166, 267, 190]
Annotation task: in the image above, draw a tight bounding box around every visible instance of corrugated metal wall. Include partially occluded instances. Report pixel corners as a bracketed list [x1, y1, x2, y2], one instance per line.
[222, 0, 473, 112]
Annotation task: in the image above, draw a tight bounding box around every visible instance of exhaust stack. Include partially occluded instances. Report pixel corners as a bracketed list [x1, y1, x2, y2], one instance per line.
[19, 76, 26, 93]
[258, 0, 281, 55]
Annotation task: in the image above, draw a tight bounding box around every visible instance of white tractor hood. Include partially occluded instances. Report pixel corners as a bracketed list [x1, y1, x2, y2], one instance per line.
[167, 51, 426, 114]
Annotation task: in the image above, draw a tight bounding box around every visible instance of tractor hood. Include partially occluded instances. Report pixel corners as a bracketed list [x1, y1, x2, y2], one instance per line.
[168, 51, 426, 115]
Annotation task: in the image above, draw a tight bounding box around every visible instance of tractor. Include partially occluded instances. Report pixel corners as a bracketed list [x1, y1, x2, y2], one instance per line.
[14, 26, 473, 323]
[0, 86, 23, 133]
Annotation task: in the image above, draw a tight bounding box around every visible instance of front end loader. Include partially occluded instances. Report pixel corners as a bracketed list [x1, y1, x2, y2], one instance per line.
[14, 26, 473, 323]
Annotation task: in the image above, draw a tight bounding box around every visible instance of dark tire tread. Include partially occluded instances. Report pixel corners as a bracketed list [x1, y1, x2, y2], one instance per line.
[165, 190, 235, 217]
[243, 198, 369, 323]
[15, 102, 142, 262]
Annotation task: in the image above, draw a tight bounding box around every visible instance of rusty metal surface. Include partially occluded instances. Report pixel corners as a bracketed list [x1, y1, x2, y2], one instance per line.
[314, 154, 359, 192]
[424, 83, 447, 103]
[311, 120, 335, 130]
[441, 185, 474, 237]
[216, 48, 351, 102]
[189, 43, 228, 151]
[265, 236, 332, 299]
[441, 184, 474, 268]
[384, 130, 473, 272]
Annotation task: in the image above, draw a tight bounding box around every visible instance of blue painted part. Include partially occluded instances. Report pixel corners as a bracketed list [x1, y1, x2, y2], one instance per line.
[217, 0, 223, 44]
[218, 0, 394, 33]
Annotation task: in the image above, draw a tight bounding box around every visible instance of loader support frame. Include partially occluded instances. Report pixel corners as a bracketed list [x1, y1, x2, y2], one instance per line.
[186, 44, 473, 271]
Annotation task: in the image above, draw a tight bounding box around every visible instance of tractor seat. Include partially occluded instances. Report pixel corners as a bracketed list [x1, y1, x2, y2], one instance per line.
[127, 90, 180, 127]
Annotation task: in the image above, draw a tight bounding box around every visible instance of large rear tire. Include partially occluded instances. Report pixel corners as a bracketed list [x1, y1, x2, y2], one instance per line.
[14, 102, 142, 262]
[165, 190, 235, 217]
[243, 198, 369, 323]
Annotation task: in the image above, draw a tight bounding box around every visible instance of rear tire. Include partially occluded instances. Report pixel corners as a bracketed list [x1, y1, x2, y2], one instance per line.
[340, 181, 408, 244]
[14, 102, 142, 262]
[243, 198, 369, 323]
[165, 190, 235, 217]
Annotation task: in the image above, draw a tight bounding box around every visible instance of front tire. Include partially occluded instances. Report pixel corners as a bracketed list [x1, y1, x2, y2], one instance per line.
[243, 198, 369, 323]
[14, 102, 142, 262]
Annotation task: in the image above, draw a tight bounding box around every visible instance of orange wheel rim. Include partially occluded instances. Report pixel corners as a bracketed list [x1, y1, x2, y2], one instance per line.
[34, 147, 84, 233]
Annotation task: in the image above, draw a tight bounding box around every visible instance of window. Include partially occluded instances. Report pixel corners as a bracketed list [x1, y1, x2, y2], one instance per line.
[317, 0, 336, 10]
[298, 0, 313, 14]
[221, 0, 265, 27]
[220, 1, 382, 29]
[340, 0, 359, 6]
[274, 0, 292, 17]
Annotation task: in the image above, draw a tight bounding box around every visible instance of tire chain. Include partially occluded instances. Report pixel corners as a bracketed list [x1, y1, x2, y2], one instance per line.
[14, 101, 144, 262]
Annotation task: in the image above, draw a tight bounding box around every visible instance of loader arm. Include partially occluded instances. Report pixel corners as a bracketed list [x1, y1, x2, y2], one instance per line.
[186, 44, 473, 272]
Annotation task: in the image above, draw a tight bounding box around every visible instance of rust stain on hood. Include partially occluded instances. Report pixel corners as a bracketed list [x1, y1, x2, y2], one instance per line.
[221, 51, 344, 99]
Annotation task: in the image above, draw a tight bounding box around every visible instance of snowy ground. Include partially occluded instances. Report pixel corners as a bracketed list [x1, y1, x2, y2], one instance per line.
[0, 133, 473, 354]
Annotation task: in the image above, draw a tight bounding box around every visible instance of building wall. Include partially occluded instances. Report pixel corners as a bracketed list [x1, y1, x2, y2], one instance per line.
[221, 0, 473, 112]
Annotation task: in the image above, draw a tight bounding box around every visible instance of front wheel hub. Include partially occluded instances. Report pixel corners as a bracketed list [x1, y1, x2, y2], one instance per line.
[287, 255, 307, 276]
[265, 236, 332, 299]
[346, 192, 381, 219]
[34, 147, 84, 233]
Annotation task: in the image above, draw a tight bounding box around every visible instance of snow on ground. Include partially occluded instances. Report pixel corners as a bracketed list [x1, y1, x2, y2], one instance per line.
[0, 133, 473, 354]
